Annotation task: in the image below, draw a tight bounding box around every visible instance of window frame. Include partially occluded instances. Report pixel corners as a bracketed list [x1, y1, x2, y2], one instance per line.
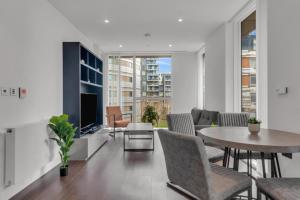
[232, 1, 257, 114]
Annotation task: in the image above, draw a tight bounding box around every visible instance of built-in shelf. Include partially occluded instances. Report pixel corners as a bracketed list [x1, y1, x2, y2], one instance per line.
[63, 42, 104, 138]
[81, 63, 103, 74]
[80, 80, 103, 88]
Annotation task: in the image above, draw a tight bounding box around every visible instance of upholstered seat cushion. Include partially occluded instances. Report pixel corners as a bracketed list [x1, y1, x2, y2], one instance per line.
[256, 178, 300, 200]
[206, 146, 224, 163]
[114, 119, 130, 127]
[211, 164, 252, 200]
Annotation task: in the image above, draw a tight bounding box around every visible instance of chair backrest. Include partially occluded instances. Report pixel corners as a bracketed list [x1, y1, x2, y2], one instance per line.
[218, 113, 250, 127]
[106, 106, 122, 127]
[167, 113, 195, 136]
[158, 129, 216, 200]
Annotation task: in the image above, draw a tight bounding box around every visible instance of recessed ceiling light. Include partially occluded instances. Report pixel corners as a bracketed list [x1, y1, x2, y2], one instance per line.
[104, 19, 110, 24]
[178, 18, 183, 22]
[119, 44, 123, 48]
[169, 44, 173, 47]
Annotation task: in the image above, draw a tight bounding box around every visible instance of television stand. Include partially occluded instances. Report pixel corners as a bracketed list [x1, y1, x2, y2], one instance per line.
[70, 128, 109, 160]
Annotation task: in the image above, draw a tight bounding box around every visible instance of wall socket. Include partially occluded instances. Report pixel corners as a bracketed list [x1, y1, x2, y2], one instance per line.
[1, 87, 10, 96]
[10, 88, 18, 96]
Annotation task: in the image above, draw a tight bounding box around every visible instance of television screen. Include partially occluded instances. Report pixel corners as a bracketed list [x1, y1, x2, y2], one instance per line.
[81, 93, 97, 129]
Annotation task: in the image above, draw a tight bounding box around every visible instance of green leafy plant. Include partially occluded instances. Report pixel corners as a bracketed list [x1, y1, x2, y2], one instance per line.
[247, 117, 261, 124]
[142, 105, 159, 126]
[48, 114, 77, 169]
[211, 122, 217, 127]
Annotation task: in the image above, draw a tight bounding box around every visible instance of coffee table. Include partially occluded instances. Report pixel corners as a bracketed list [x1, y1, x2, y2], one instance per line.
[123, 123, 154, 151]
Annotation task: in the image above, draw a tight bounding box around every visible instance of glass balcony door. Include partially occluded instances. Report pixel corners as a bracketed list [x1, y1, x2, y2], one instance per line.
[108, 56, 172, 127]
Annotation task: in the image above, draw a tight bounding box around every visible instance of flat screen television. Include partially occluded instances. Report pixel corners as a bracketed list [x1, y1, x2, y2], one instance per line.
[81, 93, 97, 129]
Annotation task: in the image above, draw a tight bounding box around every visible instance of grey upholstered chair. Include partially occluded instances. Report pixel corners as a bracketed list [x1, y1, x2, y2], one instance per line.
[256, 178, 300, 200]
[218, 113, 250, 127]
[158, 129, 252, 200]
[167, 113, 224, 163]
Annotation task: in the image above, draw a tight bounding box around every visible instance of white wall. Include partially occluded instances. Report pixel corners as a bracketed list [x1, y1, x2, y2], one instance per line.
[265, 0, 300, 177]
[0, 0, 102, 199]
[171, 52, 198, 113]
[204, 25, 227, 112]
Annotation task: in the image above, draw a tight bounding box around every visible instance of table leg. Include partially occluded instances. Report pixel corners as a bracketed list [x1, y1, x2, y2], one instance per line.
[271, 153, 278, 178]
[249, 151, 252, 177]
[227, 148, 231, 168]
[260, 152, 266, 178]
[275, 153, 282, 178]
[223, 147, 229, 167]
[247, 150, 250, 176]
[152, 131, 155, 151]
[123, 132, 126, 151]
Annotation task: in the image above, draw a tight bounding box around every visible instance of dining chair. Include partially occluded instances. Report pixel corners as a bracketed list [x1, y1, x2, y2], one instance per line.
[158, 129, 252, 200]
[167, 113, 224, 163]
[106, 106, 132, 140]
[256, 178, 300, 200]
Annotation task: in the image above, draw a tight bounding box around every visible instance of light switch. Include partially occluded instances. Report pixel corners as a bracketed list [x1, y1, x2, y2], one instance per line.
[19, 88, 27, 99]
[275, 87, 288, 95]
[1, 87, 10, 96]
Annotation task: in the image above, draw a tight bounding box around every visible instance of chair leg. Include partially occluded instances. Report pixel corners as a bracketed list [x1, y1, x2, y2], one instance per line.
[113, 126, 116, 140]
[257, 188, 261, 200]
[248, 187, 252, 200]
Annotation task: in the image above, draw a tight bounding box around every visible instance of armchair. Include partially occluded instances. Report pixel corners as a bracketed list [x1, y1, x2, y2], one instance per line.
[106, 106, 132, 140]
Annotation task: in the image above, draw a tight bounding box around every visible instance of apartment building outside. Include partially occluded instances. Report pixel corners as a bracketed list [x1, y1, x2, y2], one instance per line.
[108, 57, 172, 127]
[240, 10, 256, 114]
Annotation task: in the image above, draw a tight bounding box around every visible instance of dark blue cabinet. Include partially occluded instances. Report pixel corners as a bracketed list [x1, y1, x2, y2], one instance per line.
[63, 42, 103, 138]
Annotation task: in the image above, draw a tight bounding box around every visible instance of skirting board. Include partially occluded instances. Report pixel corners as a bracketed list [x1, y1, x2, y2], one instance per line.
[70, 129, 110, 160]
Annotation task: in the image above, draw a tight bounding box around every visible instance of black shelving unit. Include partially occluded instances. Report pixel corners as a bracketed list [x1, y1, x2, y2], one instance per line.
[63, 42, 103, 138]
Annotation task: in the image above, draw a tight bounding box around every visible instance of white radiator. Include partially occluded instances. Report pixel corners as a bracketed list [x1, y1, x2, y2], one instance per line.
[1, 128, 15, 187]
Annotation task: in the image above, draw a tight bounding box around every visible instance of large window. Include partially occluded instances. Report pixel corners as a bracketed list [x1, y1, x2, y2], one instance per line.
[108, 56, 172, 127]
[241, 11, 256, 113]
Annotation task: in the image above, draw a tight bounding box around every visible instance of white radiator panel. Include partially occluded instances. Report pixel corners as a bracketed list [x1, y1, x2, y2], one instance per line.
[1, 120, 60, 200]
[4, 129, 15, 187]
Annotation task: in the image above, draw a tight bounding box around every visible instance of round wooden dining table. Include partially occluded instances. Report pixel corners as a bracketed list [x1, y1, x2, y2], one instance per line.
[197, 127, 300, 178]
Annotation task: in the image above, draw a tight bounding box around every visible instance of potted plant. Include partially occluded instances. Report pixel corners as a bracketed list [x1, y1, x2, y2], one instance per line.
[247, 117, 261, 134]
[48, 114, 77, 176]
[142, 105, 159, 126]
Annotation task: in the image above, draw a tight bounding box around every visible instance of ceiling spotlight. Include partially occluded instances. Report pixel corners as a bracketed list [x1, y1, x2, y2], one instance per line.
[104, 19, 110, 24]
[119, 44, 123, 48]
[178, 18, 183, 22]
[169, 44, 173, 47]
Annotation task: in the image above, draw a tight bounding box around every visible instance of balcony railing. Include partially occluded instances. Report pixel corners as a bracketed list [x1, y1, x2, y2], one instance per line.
[121, 82, 133, 88]
[122, 97, 133, 103]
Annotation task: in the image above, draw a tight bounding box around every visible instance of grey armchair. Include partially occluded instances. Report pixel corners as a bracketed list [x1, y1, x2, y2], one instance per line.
[158, 129, 252, 200]
[167, 113, 224, 163]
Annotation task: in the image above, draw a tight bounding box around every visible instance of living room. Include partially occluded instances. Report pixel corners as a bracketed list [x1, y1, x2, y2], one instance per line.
[1, 0, 300, 199]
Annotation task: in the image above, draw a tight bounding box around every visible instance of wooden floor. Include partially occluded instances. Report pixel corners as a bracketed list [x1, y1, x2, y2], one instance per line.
[11, 132, 189, 200]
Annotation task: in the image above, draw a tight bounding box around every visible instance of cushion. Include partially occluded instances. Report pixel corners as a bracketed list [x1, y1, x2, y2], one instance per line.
[211, 164, 251, 199]
[256, 178, 300, 200]
[197, 110, 219, 126]
[191, 108, 202, 124]
[114, 119, 130, 127]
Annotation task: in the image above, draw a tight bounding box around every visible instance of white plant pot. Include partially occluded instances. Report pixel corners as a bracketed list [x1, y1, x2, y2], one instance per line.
[248, 123, 260, 134]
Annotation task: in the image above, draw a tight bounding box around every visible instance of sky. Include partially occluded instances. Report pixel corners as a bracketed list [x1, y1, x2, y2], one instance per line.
[158, 57, 171, 73]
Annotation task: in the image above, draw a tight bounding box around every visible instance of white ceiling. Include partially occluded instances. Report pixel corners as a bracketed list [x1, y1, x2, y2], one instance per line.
[48, 0, 249, 53]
